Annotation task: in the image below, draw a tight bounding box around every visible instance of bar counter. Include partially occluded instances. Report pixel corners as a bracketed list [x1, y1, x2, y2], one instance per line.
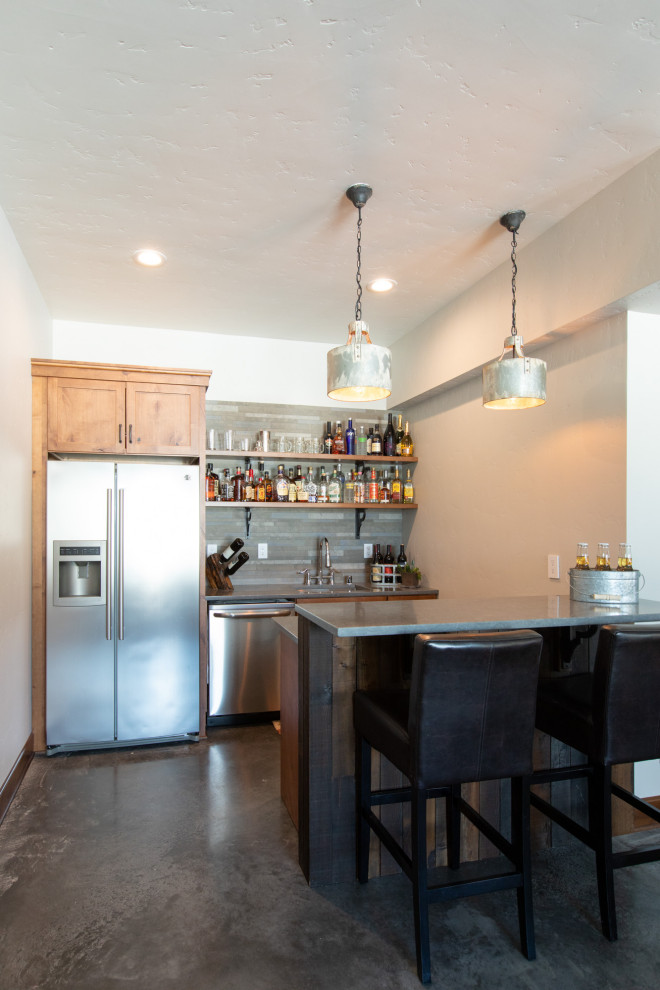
[294, 595, 660, 886]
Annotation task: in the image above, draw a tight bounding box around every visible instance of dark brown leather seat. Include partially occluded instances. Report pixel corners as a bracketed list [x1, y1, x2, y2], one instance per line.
[354, 629, 543, 984]
[532, 623, 660, 941]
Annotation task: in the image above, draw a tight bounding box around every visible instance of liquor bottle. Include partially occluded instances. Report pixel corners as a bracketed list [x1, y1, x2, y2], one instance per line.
[219, 537, 244, 563]
[205, 463, 219, 501]
[295, 464, 307, 501]
[275, 464, 289, 502]
[596, 542, 611, 570]
[371, 423, 382, 455]
[317, 470, 328, 503]
[220, 468, 233, 502]
[575, 542, 589, 569]
[403, 469, 414, 503]
[397, 544, 407, 566]
[244, 468, 255, 502]
[263, 470, 273, 502]
[353, 470, 365, 503]
[328, 469, 342, 503]
[332, 421, 345, 454]
[371, 544, 383, 585]
[345, 418, 356, 455]
[383, 413, 396, 457]
[225, 550, 249, 576]
[395, 414, 404, 456]
[384, 545, 394, 584]
[323, 421, 333, 455]
[304, 467, 317, 503]
[401, 421, 414, 457]
[379, 468, 391, 503]
[357, 425, 368, 457]
[368, 468, 379, 503]
[256, 475, 266, 502]
[344, 470, 355, 504]
[335, 461, 345, 499]
[617, 543, 633, 570]
[366, 427, 374, 454]
[391, 465, 402, 504]
[232, 466, 245, 502]
[287, 468, 297, 502]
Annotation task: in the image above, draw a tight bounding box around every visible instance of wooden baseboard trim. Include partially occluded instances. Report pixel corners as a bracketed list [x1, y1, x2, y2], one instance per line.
[0, 732, 34, 826]
[634, 793, 660, 832]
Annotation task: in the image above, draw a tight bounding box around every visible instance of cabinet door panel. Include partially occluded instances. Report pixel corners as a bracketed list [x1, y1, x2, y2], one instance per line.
[126, 383, 199, 455]
[47, 378, 125, 453]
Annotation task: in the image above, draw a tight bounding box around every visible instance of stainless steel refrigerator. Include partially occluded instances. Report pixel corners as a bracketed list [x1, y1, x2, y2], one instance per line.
[46, 458, 200, 752]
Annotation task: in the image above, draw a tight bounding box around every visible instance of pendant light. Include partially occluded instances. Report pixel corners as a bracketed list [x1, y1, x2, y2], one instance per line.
[327, 183, 392, 402]
[482, 211, 546, 409]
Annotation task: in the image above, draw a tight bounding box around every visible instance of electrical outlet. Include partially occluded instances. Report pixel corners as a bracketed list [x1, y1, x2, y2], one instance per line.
[207, 544, 218, 556]
[548, 554, 560, 580]
[258, 543, 268, 559]
[364, 543, 373, 559]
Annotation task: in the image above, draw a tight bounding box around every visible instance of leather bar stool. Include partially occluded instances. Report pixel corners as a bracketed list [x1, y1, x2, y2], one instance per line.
[354, 629, 543, 984]
[532, 623, 660, 941]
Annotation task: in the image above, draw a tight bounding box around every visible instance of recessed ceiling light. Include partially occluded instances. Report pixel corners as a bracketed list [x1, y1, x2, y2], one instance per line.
[366, 277, 397, 293]
[132, 248, 167, 268]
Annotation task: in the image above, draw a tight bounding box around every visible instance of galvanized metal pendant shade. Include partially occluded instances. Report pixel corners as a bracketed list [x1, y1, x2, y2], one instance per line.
[483, 211, 546, 409]
[327, 184, 392, 402]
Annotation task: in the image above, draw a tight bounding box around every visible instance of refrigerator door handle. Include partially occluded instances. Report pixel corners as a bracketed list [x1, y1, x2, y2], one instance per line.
[106, 488, 113, 640]
[118, 488, 125, 640]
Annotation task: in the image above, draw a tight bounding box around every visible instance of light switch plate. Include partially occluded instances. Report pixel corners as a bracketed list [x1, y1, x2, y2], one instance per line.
[258, 543, 268, 559]
[548, 554, 560, 580]
[364, 543, 373, 558]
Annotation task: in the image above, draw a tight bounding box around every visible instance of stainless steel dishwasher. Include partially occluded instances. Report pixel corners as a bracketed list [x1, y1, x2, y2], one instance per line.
[207, 600, 294, 724]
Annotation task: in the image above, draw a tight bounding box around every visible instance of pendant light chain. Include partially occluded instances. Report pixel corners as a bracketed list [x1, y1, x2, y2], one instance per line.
[355, 205, 363, 322]
[510, 229, 518, 338]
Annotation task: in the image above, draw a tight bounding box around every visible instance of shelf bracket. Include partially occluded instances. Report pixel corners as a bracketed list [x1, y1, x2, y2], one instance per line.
[354, 508, 367, 539]
[244, 507, 252, 539]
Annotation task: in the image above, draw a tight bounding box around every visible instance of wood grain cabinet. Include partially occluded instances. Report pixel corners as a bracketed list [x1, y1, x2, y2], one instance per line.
[46, 373, 202, 456]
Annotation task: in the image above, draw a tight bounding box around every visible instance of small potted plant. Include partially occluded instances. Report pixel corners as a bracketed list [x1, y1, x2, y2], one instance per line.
[397, 562, 422, 588]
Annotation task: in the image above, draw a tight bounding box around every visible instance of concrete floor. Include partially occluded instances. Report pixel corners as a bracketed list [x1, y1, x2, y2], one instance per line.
[1, 725, 660, 990]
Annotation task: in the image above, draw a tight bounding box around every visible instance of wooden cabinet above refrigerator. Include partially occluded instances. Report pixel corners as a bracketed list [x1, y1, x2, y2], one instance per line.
[32, 359, 211, 456]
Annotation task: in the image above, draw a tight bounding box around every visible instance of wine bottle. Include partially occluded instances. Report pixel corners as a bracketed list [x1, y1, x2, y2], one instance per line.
[371, 544, 383, 585]
[345, 418, 356, 455]
[383, 413, 395, 457]
[366, 427, 373, 454]
[401, 421, 414, 457]
[384, 545, 394, 583]
[225, 550, 249, 576]
[397, 544, 407, 566]
[219, 537, 244, 562]
[395, 414, 404, 456]
[371, 423, 382, 455]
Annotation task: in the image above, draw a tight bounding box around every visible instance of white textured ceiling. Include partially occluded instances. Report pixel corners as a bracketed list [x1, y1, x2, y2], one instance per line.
[1, 1, 659, 345]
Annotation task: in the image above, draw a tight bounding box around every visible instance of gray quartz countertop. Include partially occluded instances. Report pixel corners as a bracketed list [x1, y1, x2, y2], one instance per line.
[294, 595, 660, 637]
[206, 583, 438, 604]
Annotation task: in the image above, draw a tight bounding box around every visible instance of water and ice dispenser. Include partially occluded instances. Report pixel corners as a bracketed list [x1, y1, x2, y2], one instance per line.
[53, 541, 107, 606]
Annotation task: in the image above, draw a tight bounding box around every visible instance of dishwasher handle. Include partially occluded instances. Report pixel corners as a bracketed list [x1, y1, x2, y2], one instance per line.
[211, 608, 293, 620]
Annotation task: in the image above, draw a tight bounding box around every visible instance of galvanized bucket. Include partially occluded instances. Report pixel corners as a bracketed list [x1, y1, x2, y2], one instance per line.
[569, 568, 643, 605]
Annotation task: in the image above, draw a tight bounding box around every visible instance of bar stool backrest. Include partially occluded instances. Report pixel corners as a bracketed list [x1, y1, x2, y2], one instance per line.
[408, 630, 542, 788]
[594, 624, 660, 766]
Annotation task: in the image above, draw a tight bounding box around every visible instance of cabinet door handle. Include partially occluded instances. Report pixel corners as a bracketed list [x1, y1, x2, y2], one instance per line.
[118, 424, 123, 444]
[129, 424, 133, 444]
